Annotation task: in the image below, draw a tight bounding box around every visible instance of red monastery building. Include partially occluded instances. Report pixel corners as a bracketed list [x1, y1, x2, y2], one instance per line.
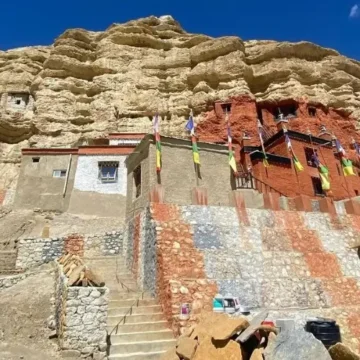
[197, 96, 360, 200]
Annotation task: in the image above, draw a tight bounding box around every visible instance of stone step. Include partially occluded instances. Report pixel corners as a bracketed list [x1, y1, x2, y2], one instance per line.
[91, 267, 130, 274]
[105, 273, 135, 280]
[107, 321, 169, 334]
[110, 330, 174, 344]
[108, 350, 166, 359]
[107, 313, 165, 326]
[109, 339, 176, 355]
[108, 286, 139, 294]
[106, 282, 138, 290]
[108, 305, 162, 317]
[85, 257, 126, 264]
[109, 299, 158, 308]
[109, 291, 151, 301]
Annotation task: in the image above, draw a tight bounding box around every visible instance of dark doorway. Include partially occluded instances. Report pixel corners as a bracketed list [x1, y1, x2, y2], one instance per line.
[311, 177, 324, 196]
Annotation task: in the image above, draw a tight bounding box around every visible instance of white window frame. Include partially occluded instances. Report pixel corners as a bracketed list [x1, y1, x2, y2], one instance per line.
[98, 162, 119, 183]
[53, 169, 67, 178]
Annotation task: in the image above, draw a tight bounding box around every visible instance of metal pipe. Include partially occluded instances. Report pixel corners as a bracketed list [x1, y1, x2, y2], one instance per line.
[62, 154, 72, 198]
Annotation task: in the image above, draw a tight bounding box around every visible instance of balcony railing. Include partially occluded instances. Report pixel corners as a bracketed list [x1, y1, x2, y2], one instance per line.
[235, 172, 286, 198]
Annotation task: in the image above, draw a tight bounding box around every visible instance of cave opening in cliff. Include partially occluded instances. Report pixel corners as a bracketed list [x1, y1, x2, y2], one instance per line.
[272, 104, 298, 121]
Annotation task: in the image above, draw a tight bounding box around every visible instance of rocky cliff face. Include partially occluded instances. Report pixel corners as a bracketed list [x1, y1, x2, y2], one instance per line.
[1, 15, 360, 189]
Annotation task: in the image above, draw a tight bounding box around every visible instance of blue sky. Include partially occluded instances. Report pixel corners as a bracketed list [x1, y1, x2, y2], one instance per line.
[1, 0, 360, 60]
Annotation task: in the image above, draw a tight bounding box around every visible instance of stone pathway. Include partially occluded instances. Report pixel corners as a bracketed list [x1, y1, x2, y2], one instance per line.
[86, 256, 175, 359]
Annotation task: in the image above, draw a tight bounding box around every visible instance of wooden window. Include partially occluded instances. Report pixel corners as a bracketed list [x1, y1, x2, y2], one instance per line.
[304, 148, 317, 167]
[221, 103, 231, 113]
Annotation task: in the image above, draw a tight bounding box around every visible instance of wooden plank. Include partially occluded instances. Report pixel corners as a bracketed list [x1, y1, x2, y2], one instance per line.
[66, 263, 78, 277]
[85, 269, 105, 287]
[59, 253, 71, 265]
[68, 265, 85, 286]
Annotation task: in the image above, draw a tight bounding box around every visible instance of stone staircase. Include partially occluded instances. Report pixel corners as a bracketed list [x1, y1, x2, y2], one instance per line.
[86, 256, 175, 359]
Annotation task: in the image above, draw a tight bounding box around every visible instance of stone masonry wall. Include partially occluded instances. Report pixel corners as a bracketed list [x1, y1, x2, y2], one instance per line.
[55, 262, 109, 358]
[126, 204, 218, 335]
[85, 231, 123, 257]
[64, 234, 84, 257]
[16, 237, 64, 270]
[141, 203, 360, 351]
[124, 209, 157, 296]
[16, 230, 124, 270]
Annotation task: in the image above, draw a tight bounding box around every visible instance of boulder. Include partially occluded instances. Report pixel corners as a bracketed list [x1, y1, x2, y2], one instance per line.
[329, 343, 360, 360]
[237, 311, 268, 343]
[176, 337, 198, 360]
[193, 337, 243, 360]
[263, 329, 331, 360]
[195, 312, 249, 341]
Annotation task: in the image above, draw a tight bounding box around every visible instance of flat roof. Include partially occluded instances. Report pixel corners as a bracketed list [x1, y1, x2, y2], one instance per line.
[265, 129, 333, 148]
[22, 145, 136, 156]
[22, 148, 78, 155]
[108, 133, 147, 139]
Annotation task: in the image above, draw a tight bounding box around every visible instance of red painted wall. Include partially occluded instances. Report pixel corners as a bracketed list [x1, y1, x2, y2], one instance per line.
[197, 96, 360, 200]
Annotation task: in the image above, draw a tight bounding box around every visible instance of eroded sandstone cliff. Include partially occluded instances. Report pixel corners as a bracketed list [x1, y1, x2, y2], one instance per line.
[1, 15, 360, 189]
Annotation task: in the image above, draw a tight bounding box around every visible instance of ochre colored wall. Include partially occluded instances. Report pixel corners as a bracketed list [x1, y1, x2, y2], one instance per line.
[14, 154, 78, 212]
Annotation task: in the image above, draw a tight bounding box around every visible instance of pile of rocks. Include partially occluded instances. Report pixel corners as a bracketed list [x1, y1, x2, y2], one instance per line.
[160, 312, 360, 360]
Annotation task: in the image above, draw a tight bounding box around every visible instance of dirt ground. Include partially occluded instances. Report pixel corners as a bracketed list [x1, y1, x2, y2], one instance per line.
[0, 207, 123, 250]
[0, 264, 62, 360]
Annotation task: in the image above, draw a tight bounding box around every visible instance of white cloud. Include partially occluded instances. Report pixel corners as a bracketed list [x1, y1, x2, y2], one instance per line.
[350, 4, 359, 18]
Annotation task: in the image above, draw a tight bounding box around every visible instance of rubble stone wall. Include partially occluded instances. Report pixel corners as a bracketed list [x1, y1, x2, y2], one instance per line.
[142, 203, 360, 351]
[124, 209, 157, 295]
[85, 231, 124, 257]
[16, 230, 124, 269]
[16, 237, 65, 270]
[55, 262, 108, 357]
[0, 271, 35, 290]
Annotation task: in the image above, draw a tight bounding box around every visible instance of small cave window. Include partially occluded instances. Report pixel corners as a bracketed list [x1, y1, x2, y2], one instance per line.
[221, 103, 232, 114]
[133, 165, 142, 199]
[98, 161, 119, 183]
[355, 190, 359, 196]
[308, 107, 317, 117]
[8, 93, 29, 110]
[311, 177, 325, 197]
[53, 170, 67, 178]
[32, 157, 40, 163]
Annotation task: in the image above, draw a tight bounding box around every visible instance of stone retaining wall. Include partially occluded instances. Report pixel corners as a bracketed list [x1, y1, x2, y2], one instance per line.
[86, 231, 124, 257]
[124, 208, 157, 296]
[16, 237, 64, 270]
[55, 262, 108, 358]
[0, 271, 34, 290]
[127, 203, 360, 351]
[16, 230, 124, 270]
